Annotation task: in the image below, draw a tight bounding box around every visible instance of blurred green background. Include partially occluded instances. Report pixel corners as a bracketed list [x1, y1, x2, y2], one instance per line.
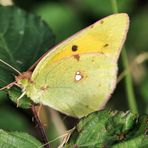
[0, 0, 148, 147]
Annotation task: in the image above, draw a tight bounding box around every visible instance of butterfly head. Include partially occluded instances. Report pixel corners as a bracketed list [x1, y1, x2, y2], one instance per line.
[15, 71, 32, 90]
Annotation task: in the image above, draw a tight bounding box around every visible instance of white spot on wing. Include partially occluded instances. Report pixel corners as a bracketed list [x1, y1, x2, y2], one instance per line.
[75, 71, 82, 81]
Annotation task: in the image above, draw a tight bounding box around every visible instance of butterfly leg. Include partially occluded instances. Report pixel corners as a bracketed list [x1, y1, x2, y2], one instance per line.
[37, 104, 43, 118]
[36, 105, 47, 127]
[16, 91, 26, 107]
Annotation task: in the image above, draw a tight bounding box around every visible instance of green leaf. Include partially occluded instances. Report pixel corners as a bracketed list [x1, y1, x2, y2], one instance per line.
[0, 5, 55, 104]
[0, 105, 29, 131]
[66, 110, 148, 147]
[8, 86, 32, 108]
[0, 129, 42, 148]
[0, 5, 54, 86]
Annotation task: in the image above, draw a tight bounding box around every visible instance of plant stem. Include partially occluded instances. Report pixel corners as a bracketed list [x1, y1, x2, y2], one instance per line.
[110, 0, 138, 113]
[32, 105, 50, 148]
[121, 48, 138, 113]
[111, 0, 118, 13]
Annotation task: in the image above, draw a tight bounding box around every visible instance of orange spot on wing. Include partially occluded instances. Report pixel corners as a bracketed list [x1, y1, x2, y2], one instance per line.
[73, 54, 80, 61]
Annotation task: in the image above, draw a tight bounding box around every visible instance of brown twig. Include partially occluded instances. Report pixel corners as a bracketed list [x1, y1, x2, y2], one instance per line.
[31, 105, 50, 148]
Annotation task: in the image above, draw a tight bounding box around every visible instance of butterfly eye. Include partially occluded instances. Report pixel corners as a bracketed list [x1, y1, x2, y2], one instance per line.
[72, 45, 78, 52]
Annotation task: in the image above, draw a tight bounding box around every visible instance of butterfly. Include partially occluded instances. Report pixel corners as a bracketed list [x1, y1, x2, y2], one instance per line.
[0, 13, 129, 118]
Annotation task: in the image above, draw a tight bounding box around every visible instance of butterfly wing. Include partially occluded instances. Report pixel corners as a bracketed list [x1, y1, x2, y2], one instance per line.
[27, 13, 129, 118]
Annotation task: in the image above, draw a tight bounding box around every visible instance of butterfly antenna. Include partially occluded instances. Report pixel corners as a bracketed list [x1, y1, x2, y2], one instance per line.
[0, 59, 21, 75]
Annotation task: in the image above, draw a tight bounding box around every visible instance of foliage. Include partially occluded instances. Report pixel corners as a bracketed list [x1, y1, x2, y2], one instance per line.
[66, 110, 147, 147]
[0, 129, 42, 148]
[0, 0, 147, 147]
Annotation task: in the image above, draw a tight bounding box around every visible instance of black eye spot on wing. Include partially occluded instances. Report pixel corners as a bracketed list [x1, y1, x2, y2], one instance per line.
[72, 45, 78, 52]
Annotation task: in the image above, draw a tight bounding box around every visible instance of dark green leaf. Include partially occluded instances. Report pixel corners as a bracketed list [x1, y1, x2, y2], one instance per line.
[0, 129, 42, 148]
[8, 86, 32, 109]
[0, 5, 55, 104]
[0, 5, 54, 85]
[0, 106, 29, 131]
[66, 110, 148, 147]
